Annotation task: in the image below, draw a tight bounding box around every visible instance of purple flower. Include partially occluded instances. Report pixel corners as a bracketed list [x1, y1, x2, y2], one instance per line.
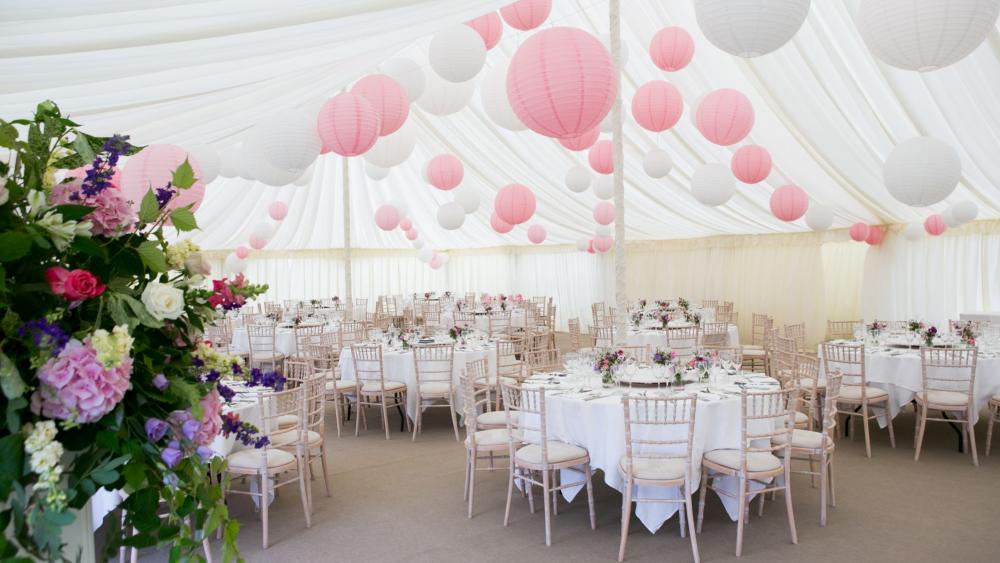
[248, 368, 286, 391]
[80, 134, 130, 198]
[231, 363, 243, 375]
[161, 441, 183, 468]
[145, 418, 169, 442]
[202, 369, 220, 382]
[216, 382, 235, 402]
[155, 184, 175, 208]
[152, 373, 168, 390]
[18, 319, 69, 354]
[182, 419, 201, 441]
[196, 446, 214, 461]
[192, 357, 205, 368]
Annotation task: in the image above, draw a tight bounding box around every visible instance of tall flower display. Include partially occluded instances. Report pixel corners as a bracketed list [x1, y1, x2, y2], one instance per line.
[0, 102, 266, 561]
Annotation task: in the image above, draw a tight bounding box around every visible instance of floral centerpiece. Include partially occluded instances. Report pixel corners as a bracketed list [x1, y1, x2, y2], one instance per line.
[657, 310, 671, 329]
[630, 311, 643, 327]
[498, 294, 508, 311]
[677, 297, 689, 311]
[198, 273, 266, 312]
[922, 326, 939, 347]
[954, 322, 977, 347]
[684, 311, 701, 326]
[399, 328, 415, 350]
[0, 101, 266, 560]
[687, 353, 711, 382]
[638, 298, 647, 309]
[867, 320, 887, 338]
[448, 325, 466, 342]
[594, 350, 625, 385]
[512, 293, 524, 303]
[652, 348, 676, 366]
[655, 300, 668, 310]
[907, 320, 925, 334]
[424, 292, 431, 299]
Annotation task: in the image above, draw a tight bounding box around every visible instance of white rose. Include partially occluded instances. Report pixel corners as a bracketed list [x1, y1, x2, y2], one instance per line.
[0, 185, 9, 206]
[141, 281, 186, 321]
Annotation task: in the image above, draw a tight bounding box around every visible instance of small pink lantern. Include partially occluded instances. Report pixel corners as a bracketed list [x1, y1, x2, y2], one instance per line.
[696, 89, 755, 146]
[769, 185, 808, 222]
[924, 214, 947, 236]
[235, 246, 251, 260]
[465, 12, 503, 50]
[374, 204, 401, 231]
[249, 235, 268, 250]
[593, 201, 615, 225]
[399, 218, 413, 231]
[527, 224, 546, 244]
[426, 154, 464, 190]
[405, 227, 419, 240]
[316, 93, 381, 157]
[494, 184, 536, 225]
[350, 74, 409, 136]
[491, 212, 514, 234]
[500, 0, 551, 31]
[120, 144, 206, 216]
[588, 140, 613, 175]
[649, 27, 695, 72]
[587, 239, 596, 254]
[268, 201, 289, 221]
[430, 253, 444, 269]
[731, 145, 772, 184]
[507, 27, 617, 139]
[631, 81, 684, 132]
[849, 222, 870, 242]
[559, 128, 599, 151]
[593, 235, 613, 253]
[865, 226, 885, 246]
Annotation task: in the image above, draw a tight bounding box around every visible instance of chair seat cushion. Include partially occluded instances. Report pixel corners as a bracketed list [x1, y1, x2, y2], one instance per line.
[276, 414, 298, 429]
[794, 411, 809, 425]
[252, 353, 285, 362]
[743, 344, 764, 351]
[466, 428, 517, 447]
[992, 394, 1000, 404]
[704, 449, 782, 473]
[619, 456, 686, 481]
[418, 381, 452, 396]
[270, 429, 322, 447]
[742, 347, 766, 357]
[516, 441, 588, 465]
[838, 385, 888, 401]
[477, 410, 518, 427]
[360, 381, 407, 394]
[773, 429, 832, 450]
[916, 390, 969, 407]
[798, 377, 825, 391]
[227, 448, 295, 471]
[325, 380, 356, 392]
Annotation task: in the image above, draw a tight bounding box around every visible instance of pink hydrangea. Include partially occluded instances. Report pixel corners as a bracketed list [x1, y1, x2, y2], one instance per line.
[31, 339, 132, 424]
[50, 181, 136, 237]
[194, 388, 223, 446]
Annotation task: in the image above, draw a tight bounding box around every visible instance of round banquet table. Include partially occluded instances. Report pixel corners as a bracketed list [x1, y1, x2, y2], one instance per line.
[229, 322, 330, 357]
[623, 323, 740, 349]
[441, 309, 527, 332]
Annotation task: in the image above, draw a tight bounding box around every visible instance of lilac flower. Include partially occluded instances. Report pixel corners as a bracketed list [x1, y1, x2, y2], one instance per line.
[18, 319, 69, 354]
[152, 373, 169, 390]
[80, 134, 130, 198]
[145, 418, 169, 442]
[196, 446, 214, 461]
[222, 412, 268, 448]
[230, 362, 243, 376]
[192, 357, 205, 368]
[161, 441, 183, 468]
[181, 419, 201, 441]
[202, 369, 220, 383]
[216, 382, 235, 402]
[247, 368, 286, 391]
[155, 184, 175, 208]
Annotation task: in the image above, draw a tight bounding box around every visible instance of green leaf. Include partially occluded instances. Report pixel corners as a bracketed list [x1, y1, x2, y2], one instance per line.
[72, 133, 95, 165]
[0, 352, 26, 399]
[0, 435, 25, 499]
[139, 189, 160, 223]
[52, 204, 93, 222]
[136, 241, 167, 273]
[171, 158, 196, 190]
[0, 121, 18, 149]
[0, 232, 32, 262]
[90, 469, 119, 486]
[119, 293, 164, 329]
[168, 207, 198, 232]
[70, 235, 107, 260]
[123, 463, 147, 490]
[5, 397, 27, 434]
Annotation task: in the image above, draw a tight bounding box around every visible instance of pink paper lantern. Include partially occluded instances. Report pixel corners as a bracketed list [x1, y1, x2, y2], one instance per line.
[405, 227, 419, 240]
[527, 224, 546, 244]
[350, 74, 409, 136]
[430, 253, 444, 269]
[649, 27, 695, 72]
[316, 93, 381, 157]
[588, 140, 613, 175]
[235, 246, 251, 260]
[399, 218, 413, 231]
[631, 80, 684, 132]
[924, 214, 947, 236]
[769, 185, 808, 222]
[559, 128, 599, 151]
[120, 144, 206, 217]
[491, 212, 514, 234]
[500, 0, 551, 31]
[465, 12, 503, 50]
[696, 89, 755, 146]
[374, 204, 401, 231]
[593, 201, 615, 225]
[507, 27, 617, 139]
[268, 201, 288, 221]
[249, 235, 268, 250]
[494, 184, 536, 225]
[593, 235, 613, 253]
[849, 222, 870, 242]
[426, 154, 464, 190]
[865, 226, 885, 246]
[731, 145, 772, 184]
[587, 240, 596, 254]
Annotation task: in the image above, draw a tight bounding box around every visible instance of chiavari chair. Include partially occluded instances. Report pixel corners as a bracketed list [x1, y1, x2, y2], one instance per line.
[827, 319, 862, 340]
[986, 394, 1000, 456]
[411, 343, 460, 441]
[914, 347, 979, 465]
[488, 310, 512, 337]
[274, 361, 330, 504]
[701, 322, 729, 347]
[821, 342, 895, 458]
[351, 344, 409, 440]
[460, 361, 516, 518]
[784, 323, 806, 353]
[247, 324, 284, 371]
[667, 326, 700, 362]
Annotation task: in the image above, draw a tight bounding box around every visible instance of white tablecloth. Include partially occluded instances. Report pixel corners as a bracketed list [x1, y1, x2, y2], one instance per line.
[623, 324, 740, 350]
[442, 309, 528, 332]
[960, 311, 1000, 324]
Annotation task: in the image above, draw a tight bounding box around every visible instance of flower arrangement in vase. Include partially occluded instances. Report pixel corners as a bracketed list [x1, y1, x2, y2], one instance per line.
[677, 297, 690, 311]
[658, 310, 670, 329]
[922, 326, 939, 347]
[594, 350, 625, 386]
[907, 320, 925, 334]
[953, 321, 977, 347]
[867, 320, 887, 338]
[684, 310, 701, 326]
[631, 311, 643, 327]
[448, 325, 466, 343]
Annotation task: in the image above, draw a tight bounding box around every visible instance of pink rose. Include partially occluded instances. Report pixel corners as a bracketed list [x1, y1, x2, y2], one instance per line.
[46, 267, 106, 302]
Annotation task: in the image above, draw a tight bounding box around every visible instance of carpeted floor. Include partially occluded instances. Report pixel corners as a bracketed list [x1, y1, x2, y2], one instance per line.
[136, 345, 1000, 562]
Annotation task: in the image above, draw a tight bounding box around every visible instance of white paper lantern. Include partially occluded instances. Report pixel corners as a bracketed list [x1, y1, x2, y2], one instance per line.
[884, 137, 961, 207]
[223, 253, 247, 276]
[218, 145, 240, 178]
[694, 0, 811, 58]
[599, 33, 631, 67]
[951, 200, 979, 224]
[858, 0, 1000, 72]
[592, 174, 614, 200]
[576, 238, 590, 251]
[185, 144, 221, 184]
[363, 120, 417, 168]
[429, 25, 487, 83]
[595, 225, 612, 238]
[365, 163, 390, 181]
[251, 110, 321, 175]
[904, 222, 925, 241]
[690, 163, 735, 206]
[417, 71, 477, 116]
[382, 58, 426, 101]
[452, 185, 481, 213]
[941, 208, 960, 228]
[642, 149, 673, 178]
[480, 60, 527, 132]
[239, 138, 301, 186]
[417, 246, 435, 263]
[437, 202, 466, 230]
[392, 199, 410, 221]
[804, 204, 834, 231]
[411, 236, 425, 250]
[293, 163, 314, 187]
[565, 166, 592, 193]
[251, 221, 276, 242]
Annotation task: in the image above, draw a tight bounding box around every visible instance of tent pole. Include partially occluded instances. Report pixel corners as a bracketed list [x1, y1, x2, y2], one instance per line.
[343, 155, 353, 321]
[610, 0, 627, 340]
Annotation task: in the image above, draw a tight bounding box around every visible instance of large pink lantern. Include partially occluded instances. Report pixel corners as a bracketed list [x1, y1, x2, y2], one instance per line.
[649, 27, 695, 71]
[507, 27, 617, 139]
[849, 222, 870, 242]
[374, 204, 401, 231]
[350, 74, 409, 136]
[731, 145, 772, 184]
[494, 184, 536, 225]
[588, 140, 613, 175]
[405, 227, 419, 240]
[249, 235, 268, 250]
[696, 89, 755, 146]
[593, 201, 615, 225]
[500, 0, 551, 31]
[593, 235, 613, 253]
[924, 214, 947, 236]
[268, 201, 288, 221]
[316, 93, 381, 157]
[399, 218, 413, 231]
[559, 128, 599, 151]
[465, 13, 503, 50]
[631, 81, 684, 133]
[865, 226, 885, 246]
[491, 212, 514, 234]
[426, 154, 464, 190]
[769, 185, 808, 222]
[235, 246, 251, 260]
[120, 144, 206, 216]
[527, 224, 546, 244]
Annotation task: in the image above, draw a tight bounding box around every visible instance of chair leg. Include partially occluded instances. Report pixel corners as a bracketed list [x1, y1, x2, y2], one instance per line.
[914, 405, 928, 462]
[467, 449, 477, 519]
[685, 485, 701, 563]
[552, 470, 559, 516]
[735, 477, 747, 557]
[757, 487, 766, 517]
[696, 467, 709, 533]
[449, 395, 460, 442]
[585, 463, 596, 530]
[332, 394, 343, 438]
[618, 479, 633, 562]
[526, 471, 536, 514]
[819, 455, 828, 527]
[986, 409, 996, 456]
[885, 404, 896, 448]
[828, 454, 837, 507]
[412, 394, 421, 442]
[967, 417, 979, 467]
[861, 403, 872, 458]
[319, 444, 331, 497]
[463, 449, 471, 502]
[298, 457, 312, 529]
[260, 476, 270, 550]
[504, 463, 515, 527]
[784, 467, 798, 545]
[381, 400, 391, 441]
[542, 469, 553, 546]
